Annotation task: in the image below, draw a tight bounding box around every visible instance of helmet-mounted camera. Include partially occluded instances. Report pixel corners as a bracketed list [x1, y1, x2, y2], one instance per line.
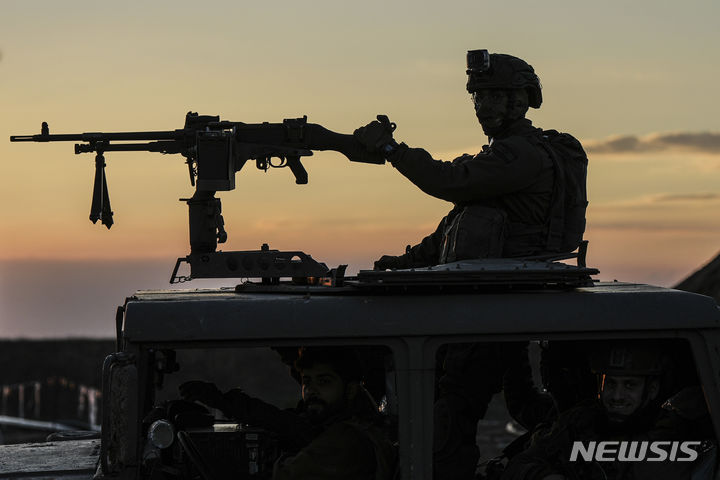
[466, 49, 490, 74]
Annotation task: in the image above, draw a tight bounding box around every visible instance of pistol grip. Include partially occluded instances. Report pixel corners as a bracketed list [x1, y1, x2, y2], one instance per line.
[286, 157, 308, 184]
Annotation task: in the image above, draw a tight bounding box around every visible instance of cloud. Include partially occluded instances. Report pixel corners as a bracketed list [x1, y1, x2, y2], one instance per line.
[652, 193, 720, 202]
[594, 192, 720, 209]
[585, 132, 720, 154]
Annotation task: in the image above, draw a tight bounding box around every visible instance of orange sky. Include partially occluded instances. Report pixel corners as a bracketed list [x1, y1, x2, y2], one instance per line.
[2, 1, 720, 336]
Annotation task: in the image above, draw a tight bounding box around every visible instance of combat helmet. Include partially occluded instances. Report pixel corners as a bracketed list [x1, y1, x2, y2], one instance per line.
[588, 340, 667, 377]
[466, 49, 542, 109]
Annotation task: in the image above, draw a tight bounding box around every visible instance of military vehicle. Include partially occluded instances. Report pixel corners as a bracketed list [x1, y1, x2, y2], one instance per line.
[3, 115, 719, 479]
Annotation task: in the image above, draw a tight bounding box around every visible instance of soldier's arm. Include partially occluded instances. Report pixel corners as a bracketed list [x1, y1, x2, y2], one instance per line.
[389, 139, 547, 203]
[221, 389, 315, 450]
[501, 404, 597, 480]
[179, 381, 315, 450]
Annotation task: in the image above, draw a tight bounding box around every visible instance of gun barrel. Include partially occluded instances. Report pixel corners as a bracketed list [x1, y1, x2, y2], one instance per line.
[11, 133, 85, 142]
[10, 130, 184, 143]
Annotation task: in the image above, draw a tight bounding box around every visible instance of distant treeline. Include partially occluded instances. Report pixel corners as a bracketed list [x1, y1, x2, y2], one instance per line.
[0, 339, 115, 387]
[0, 340, 301, 409]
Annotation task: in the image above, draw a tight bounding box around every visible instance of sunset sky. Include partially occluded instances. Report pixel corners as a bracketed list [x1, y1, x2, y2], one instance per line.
[2, 1, 720, 337]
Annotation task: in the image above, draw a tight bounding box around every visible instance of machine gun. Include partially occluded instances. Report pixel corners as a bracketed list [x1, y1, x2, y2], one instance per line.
[11, 111, 385, 283]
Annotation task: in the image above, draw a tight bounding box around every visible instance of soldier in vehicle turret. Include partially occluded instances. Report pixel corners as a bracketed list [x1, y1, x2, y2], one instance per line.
[180, 346, 396, 480]
[500, 340, 715, 480]
[352, 49, 588, 270]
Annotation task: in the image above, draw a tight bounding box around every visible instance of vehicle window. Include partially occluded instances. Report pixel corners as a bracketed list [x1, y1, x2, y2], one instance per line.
[432, 338, 716, 480]
[154, 347, 299, 408]
[144, 345, 397, 479]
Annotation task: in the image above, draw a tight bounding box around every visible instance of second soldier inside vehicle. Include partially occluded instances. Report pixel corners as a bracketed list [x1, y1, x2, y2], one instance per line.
[500, 340, 715, 480]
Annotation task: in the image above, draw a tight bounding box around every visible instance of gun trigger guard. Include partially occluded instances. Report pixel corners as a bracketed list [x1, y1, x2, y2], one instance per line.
[268, 157, 287, 168]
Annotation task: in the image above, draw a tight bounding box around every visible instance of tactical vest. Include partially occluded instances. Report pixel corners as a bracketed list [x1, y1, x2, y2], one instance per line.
[437, 130, 587, 262]
[437, 204, 507, 263]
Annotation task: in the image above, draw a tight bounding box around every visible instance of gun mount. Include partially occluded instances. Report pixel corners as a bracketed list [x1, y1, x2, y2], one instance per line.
[11, 112, 385, 283]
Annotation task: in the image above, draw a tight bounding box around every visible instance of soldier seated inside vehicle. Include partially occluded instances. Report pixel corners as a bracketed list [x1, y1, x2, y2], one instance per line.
[173, 346, 397, 480]
[446, 339, 717, 480]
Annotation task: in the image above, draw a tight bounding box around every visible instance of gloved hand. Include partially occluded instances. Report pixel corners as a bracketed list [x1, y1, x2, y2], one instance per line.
[179, 380, 225, 409]
[374, 254, 412, 271]
[354, 115, 396, 153]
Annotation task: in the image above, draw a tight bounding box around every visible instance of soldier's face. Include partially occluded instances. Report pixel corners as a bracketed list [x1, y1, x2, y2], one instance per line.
[301, 363, 351, 421]
[471, 89, 509, 132]
[601, 374, 659, 422]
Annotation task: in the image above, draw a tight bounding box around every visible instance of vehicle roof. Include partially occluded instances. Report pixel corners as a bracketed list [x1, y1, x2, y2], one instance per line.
[122, 282, 720, 343]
